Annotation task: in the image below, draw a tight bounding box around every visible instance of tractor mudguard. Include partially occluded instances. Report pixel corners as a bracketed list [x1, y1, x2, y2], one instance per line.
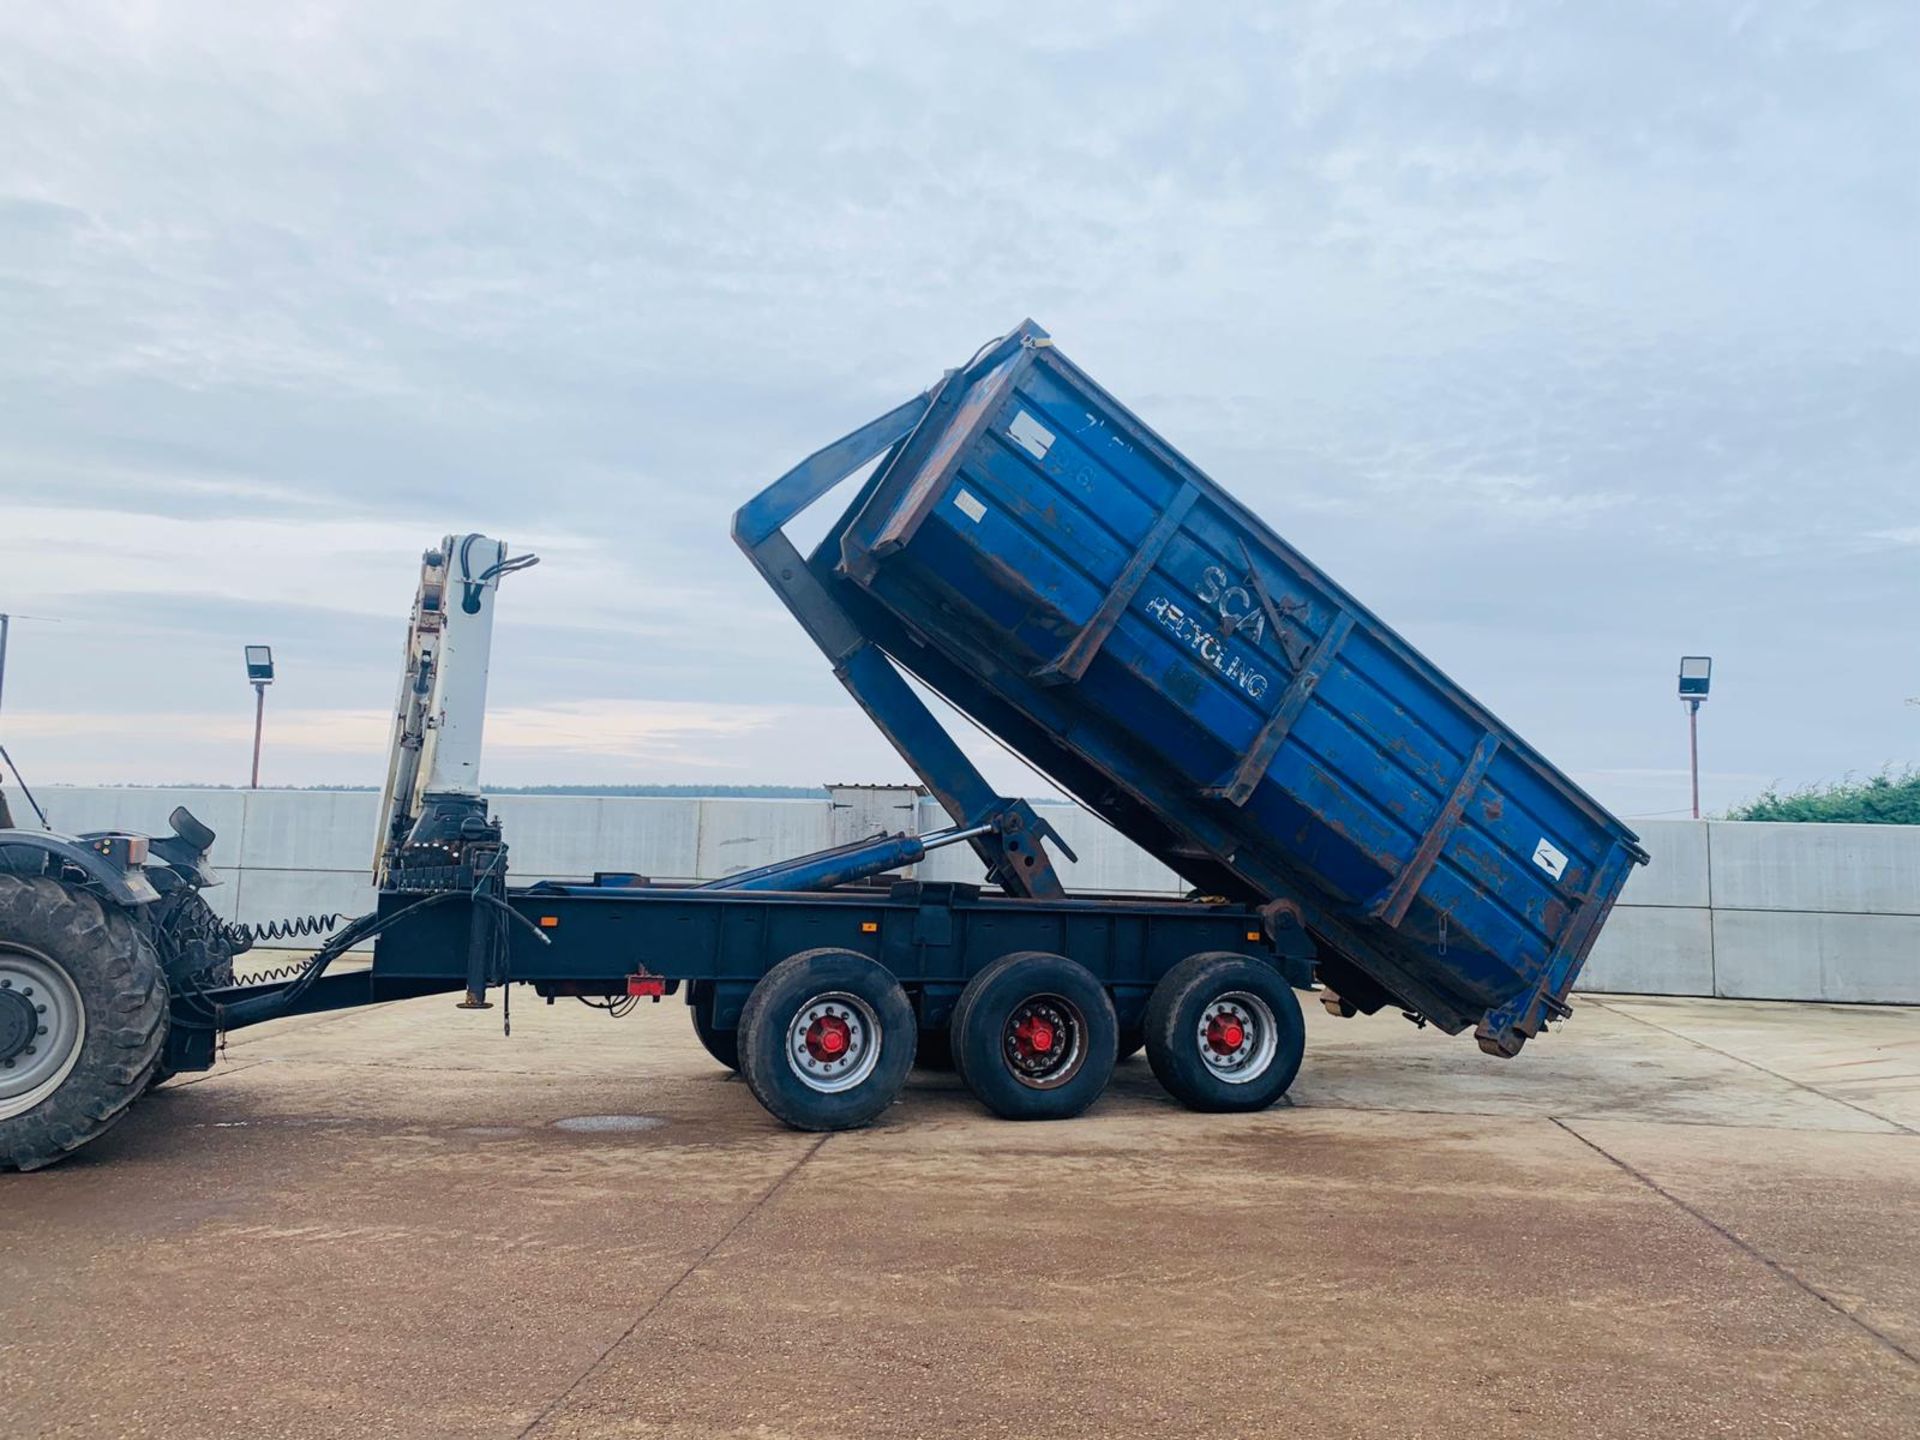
[0, 830, 161, 906]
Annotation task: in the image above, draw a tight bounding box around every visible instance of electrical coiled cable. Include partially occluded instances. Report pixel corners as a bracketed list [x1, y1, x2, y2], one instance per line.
[230, 912, 347, 945]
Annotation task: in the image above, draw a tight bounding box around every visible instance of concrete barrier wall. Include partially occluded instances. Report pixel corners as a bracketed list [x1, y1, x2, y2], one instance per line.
[1578, 821, 1920, 1004]
[31, 788, 1919, 1004]
[37, 786, 847, 948]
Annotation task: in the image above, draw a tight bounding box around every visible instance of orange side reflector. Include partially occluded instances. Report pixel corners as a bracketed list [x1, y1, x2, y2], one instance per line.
[1246, 931, 1262, 941]
[861, 921, 879, 933]
[538, 916, 559, 929]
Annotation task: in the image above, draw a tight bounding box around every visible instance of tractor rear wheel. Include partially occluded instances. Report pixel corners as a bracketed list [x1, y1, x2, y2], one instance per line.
[0, 876, 168, 1171]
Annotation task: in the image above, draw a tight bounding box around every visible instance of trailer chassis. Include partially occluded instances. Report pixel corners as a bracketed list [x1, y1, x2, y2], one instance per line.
[170, 866, 1310, 1129]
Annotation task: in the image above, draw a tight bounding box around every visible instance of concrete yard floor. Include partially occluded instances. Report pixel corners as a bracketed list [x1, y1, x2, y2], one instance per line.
[4, 992, 1918, 1439]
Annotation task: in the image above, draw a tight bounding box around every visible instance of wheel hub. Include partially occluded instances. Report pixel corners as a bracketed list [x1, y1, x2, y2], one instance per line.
[1205, 1013, 1246, 1054]
[1193, 991, 1280, 1085]
[785, 992, 883, 1095]
[1014, 1015, 1055, 1055]
[0, 947, 87, 1122]
[1190, 998, 1282, 1090]
[805, 1013, 852, 1063]
[1003, 996, 1084, 1088]
[0, 986, 36, 1063]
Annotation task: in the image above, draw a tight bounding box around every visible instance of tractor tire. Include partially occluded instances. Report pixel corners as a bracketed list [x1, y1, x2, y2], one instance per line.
[153, 888, 238, 994]
[687, 982, 741, 1073]
[0, 875, 168, 1171]
[1144, 952, 1305, 1114]
[737, 949, 915, 1132]
[148, 888, 236, 1089]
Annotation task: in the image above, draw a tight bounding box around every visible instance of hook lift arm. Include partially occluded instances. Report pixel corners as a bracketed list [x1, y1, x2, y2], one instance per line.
[731, 391, 1077, 899]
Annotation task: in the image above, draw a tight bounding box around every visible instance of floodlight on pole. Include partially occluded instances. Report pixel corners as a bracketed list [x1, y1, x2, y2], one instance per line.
[1678, 656, 1711, 820]
[246, 645, 275, 789]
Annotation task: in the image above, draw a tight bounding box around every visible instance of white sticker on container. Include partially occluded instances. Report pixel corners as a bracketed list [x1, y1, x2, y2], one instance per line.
[1532, 837, 1569, 881]
[1008, 408, 1055, 460]
[952, 488, 987, 523]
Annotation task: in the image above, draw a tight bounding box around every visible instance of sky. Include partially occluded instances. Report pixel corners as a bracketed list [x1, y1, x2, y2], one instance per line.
[0, 0, 1914, 821]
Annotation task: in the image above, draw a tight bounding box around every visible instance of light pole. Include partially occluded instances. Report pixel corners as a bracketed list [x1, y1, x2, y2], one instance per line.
[1678, 655, 1712, 820]
[245, 645, 275, 788]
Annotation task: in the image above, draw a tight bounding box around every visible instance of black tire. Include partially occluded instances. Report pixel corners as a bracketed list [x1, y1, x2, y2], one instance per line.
[152, 887, 238, 994]
[951, 951, 1117, 1121]
[0, 876, 169, 1171]
[737, 948, 915, 1131]
[1145, 952, 1305, 1113]
[1116, 1020, 1145, 1064]
[148, 887, 237, 1089]
[687, 982, 740, 1073]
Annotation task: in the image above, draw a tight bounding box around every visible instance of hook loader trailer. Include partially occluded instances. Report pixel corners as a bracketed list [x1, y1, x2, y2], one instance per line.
[0, 321, 1646, 1170]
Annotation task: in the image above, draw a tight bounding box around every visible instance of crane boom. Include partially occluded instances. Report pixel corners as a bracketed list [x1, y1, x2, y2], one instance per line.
[372, 534, 534, 885]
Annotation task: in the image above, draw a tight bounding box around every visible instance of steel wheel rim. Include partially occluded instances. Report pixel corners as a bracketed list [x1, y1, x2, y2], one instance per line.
[785, 990, 883, 1094]
[1002, 993, 1087, 1090]
[0, 944, 87, 1121]
[1194, 990, 1278, 1085]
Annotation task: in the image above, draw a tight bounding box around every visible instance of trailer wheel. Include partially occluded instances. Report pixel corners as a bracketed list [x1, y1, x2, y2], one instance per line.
[687, 982, 740, 1072]
[1, 876, 168, 1171]
[951, 952, 1117, 1121]
[737, 949, 915, 1131]
[1144, 953, 1304, 1113]
[1116, 1021, 1145, 1063]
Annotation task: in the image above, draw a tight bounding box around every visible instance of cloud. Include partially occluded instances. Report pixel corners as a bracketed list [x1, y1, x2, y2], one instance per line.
[1, 1, 1914, 818]
[5, 698, 789, 765]
[0, 693, 1057, 795]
